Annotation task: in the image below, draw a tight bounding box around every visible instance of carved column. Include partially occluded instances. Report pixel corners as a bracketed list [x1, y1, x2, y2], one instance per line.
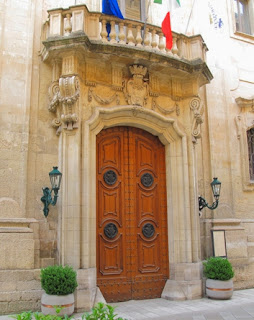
[188, 96, 203, 262]
[60, 55, 81, 271]
[47, 54, 81, 270]
[162, 96, 204, 301]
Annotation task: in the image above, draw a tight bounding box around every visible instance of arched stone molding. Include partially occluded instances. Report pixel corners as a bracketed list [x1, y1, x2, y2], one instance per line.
[235, 97, 254, 191]
[76, 105, 202, 303]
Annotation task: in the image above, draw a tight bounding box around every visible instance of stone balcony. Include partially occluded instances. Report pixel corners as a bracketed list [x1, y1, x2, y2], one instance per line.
[41, 4, 212, 87]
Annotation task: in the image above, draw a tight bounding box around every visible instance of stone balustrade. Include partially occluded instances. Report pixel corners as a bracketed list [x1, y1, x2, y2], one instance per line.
[42, 5, 207, 62]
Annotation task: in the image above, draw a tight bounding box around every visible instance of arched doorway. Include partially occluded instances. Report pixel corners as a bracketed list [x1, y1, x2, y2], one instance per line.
[96, 126, 169, 302]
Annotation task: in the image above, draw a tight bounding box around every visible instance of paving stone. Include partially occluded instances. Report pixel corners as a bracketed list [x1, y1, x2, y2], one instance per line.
[218, 312, 237, 320]
[2, 289, 254, 320]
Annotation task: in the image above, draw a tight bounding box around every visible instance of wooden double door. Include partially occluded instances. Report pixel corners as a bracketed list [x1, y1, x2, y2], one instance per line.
[96, 127, 169, 302]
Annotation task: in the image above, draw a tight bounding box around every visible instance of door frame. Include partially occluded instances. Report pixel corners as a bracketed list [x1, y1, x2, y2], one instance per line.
[78, 105, 201, 300]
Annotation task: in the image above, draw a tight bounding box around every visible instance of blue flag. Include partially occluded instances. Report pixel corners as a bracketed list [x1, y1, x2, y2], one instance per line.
[102, 0, 124, 19]
[102, 0, 124, 37]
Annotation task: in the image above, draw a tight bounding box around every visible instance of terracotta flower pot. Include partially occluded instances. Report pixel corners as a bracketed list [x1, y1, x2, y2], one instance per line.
[41, 292, 75, 316]
[206, 279, 233, 300]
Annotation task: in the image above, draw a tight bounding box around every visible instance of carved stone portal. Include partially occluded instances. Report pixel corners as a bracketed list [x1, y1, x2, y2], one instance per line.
[124, 65, 149, 107]
[48, 76, 80, 135]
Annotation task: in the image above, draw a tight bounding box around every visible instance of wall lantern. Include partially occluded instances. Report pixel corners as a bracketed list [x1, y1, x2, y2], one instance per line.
[198, 177, 221, 211]
[41, 166, 62, 217]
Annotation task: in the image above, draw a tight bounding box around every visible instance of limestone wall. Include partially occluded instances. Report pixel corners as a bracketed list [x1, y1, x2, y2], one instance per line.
[0, 270, 42, 314]
[192, 0, 254, 284]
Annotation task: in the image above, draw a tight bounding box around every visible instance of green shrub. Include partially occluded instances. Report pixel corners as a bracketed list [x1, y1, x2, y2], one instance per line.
[82, 302, 126, 320]
[10, 311, 33, 320]
[41, 265, 78, 295]
[10, 304, 125, 320]
[11, 309, 74, 320]
[203, 257, 234, 281]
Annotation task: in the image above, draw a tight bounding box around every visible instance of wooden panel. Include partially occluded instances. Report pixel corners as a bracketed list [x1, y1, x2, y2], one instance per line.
[97, 135, 122, 175]
[99, 234, 123, 275]
[137, 234, 160, 273]
[98, 182, 122, 224]
[97, 127, 169, 302]
[137, 188, 158, 220]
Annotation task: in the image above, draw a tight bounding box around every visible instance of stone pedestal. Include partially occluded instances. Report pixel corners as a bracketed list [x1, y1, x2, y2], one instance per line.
[75, 268, 98, 312]
[162, 262, 203, 300]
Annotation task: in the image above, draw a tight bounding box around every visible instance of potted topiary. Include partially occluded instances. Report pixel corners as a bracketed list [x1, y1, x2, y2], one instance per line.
[203, 257, 234, 300]
[40, 265, 78, 316]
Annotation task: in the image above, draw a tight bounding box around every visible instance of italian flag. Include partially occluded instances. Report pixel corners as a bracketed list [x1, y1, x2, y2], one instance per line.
[154, 0, 181, 50]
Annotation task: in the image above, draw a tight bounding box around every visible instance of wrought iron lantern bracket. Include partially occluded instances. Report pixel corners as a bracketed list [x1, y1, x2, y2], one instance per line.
[41, 167, 62, 217]
[198, 196, 218, 211]
[198, 177, 221, 212]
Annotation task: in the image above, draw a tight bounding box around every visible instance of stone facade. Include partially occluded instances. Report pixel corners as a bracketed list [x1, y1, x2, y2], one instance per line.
[0, 0, 254, 315]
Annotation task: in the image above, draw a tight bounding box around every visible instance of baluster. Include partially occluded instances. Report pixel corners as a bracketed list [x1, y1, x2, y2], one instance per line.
[100, 19, 108, 43]
[109, 20, 117, 44]
[144, 28, 150, 48]
[136, 25, 142, 47]
[127, 24, 135, 46]
[151, 29, 157, 50]
[64, 13, 72, 35]
[118, 22, 125, 44]
[172, 35, 179, 57]
[158, 32, 166, 53]
[166, 47, 173, 56]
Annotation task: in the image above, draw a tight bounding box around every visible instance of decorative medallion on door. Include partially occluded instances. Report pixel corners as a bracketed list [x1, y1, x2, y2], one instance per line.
[142, 223, 155, 238]
[141, 172, 154, 187]
[96, 126, 169, 302]
[103, 170, 117, 185]
[104, 223, 118, 239]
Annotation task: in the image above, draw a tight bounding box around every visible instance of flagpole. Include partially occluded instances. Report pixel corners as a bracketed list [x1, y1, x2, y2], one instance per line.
[185, 0, 196, 34]
[142, 0, 151, 44]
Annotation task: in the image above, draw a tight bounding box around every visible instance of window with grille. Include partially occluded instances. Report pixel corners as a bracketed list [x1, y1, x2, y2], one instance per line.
[234, 0, 252, 34]
[247, 128, 254, 180]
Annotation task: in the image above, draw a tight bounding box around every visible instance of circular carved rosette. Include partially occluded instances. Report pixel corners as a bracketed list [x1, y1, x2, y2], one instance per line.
[104, 223, 118, 239]
[142, 223, 155, 238]
[103, 170, 117, 185]
[141, 173, 154, 187]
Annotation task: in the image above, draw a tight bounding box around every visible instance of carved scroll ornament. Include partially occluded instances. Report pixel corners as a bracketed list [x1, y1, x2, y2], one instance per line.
[48, 76, 80, 135]
[190, 97, 204, 142]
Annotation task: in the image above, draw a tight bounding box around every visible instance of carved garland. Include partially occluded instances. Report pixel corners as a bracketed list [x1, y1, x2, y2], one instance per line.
[85, 64, 180, 116]
[152, 98, 180, 116]
[88, 87, 120, 105]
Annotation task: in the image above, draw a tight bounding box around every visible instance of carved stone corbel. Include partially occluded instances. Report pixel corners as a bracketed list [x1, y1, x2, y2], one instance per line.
[124, 65, 149, 107]
[190, 97, 203, 142]
[48, 76, 80, 135]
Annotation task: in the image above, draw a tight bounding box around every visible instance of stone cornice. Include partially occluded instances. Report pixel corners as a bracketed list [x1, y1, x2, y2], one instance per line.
[42, 34, 213, 85]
